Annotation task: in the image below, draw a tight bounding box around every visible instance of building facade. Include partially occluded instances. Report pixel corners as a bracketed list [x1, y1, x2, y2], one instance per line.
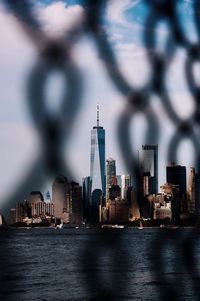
[194, 171, 200, 216]
[188, 167, 195, 213]
[108, 198, 129, 223]
[66, 181, 82, 224]
[53, 176, 83, 224]
[121, 174, 132, 199]
[139, 144, 158, 194]
[166, 163, 187, 212]
[82, 176, 91, 221]
[52, 175, 69, 221]
[106, 157, 116, 200]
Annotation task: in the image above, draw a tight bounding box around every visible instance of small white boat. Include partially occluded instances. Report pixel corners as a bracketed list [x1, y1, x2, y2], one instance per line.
[56, 224, 63, 229]
[112, 225, 124, 229]
[101, 224, 125, 229]
[137, 221, 144, 230]
[165, 225, 179, 230]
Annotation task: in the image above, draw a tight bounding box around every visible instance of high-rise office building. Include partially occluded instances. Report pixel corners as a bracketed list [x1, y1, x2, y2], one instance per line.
[106, 157, 116, 200]
[194, 172, 200, 216]
[16, 201, 29, 222]
[52, 175, 83, 224]
[27, 191, 51, 217]
[108, 198, 129, 223]
[142, 172, 153, 196]
[188, 167, 195, 213]
[90, 105, 105, 202]
[82, 176, 91, 220]
[116, 175, 122, 189]
[108, 185, 121, 201]
[45, 191, 51, 202]
[166, 162, 186, 213]
[9, 208, 16, 225]
[52, 175, 69, 221]
[66, 181, 82, 224]
[121, 174, 132, 199]
[27, 191, 44, 204]
[129, 188, 140, 220]
[160, 183, 179, 221]
[139, 144, 158, 194]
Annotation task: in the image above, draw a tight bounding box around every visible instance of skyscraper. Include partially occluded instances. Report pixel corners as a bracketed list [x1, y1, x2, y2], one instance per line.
[90, 105, 105, 200]
[52, 175, 69, 221]
[166, 162, 186, 214]
[121, 174, 132, 199]
[194, 172, 200, 216]
[82, 176, 91, 220]
[89, 105, 105, 223]
[27, 191, 44, 204]
[139, 144, 158, 194]
[187, 168, 200, 215]
[106, 157, 116, 200]
[66, 181, 82, 225]
[52, 175, 83, 224]
[188, 167, 195, 213]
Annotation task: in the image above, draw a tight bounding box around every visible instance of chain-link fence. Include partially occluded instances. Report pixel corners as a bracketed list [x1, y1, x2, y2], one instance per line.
[1, 0, 200, 300]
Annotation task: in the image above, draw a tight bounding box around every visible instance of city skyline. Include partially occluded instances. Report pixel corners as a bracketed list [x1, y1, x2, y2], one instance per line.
[3, 108, 198, 226]
[4, 159, 200, 226]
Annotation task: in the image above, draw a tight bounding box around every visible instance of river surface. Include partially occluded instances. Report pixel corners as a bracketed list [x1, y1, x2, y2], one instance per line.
[0, 227, 200, 301]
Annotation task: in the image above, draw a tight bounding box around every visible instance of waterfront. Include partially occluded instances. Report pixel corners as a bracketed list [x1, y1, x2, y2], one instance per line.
[0, 228, 200, 301]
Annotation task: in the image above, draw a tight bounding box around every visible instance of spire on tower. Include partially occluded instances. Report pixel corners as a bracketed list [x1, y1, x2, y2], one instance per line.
[97, 104, 99, 127]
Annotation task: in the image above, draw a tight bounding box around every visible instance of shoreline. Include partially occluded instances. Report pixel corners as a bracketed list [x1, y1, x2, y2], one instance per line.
[1, 225, 200, 230]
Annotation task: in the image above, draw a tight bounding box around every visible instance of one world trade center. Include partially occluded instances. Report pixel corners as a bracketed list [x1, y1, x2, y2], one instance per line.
[90, 105, 105, 211]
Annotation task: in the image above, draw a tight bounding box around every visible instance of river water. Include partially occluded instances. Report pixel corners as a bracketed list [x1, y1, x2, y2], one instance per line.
[0, 228, 200, 300]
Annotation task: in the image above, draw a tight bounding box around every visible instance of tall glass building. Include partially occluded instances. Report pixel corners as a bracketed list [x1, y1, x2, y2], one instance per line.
[90, 105, 105, 204]
[139, 144, 158, 194]
[106, 157, 116, 200]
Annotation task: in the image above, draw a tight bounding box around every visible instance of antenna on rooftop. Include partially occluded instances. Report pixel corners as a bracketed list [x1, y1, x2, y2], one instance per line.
[97, 103, 100, 127]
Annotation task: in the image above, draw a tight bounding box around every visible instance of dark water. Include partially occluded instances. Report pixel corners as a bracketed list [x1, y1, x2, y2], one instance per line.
[0, 228, 200, 301]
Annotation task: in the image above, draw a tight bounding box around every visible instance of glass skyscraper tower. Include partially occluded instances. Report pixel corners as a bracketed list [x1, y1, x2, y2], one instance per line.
[139, 144, 158, 194]
[90, 105, 105, 201]
[106, 157, 116, 200]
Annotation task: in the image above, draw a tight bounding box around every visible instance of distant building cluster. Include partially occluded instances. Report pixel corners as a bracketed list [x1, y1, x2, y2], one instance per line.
[6, 106, 200, 226]
[9, 180, 82, 227]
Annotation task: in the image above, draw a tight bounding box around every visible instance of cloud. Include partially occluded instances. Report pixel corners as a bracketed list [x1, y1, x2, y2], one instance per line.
[107, 0, 141, 28]
[37, 1, 84, 36]
[109, 33, 123, 42]
[113, 42, 151, 87]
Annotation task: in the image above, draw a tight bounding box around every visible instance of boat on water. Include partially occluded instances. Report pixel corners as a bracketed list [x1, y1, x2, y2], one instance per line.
[58, 223, 81, 229]
[111, 225, 124, 229]
[137, 221, 144, 230]
[101, 224, 125, 229]
[165, 225, 179, 229]
[56, 224, 63, 229]
[159, 224, 179, 229]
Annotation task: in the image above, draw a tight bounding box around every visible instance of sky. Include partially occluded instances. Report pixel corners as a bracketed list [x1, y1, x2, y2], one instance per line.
[0, 0, 198, 205]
